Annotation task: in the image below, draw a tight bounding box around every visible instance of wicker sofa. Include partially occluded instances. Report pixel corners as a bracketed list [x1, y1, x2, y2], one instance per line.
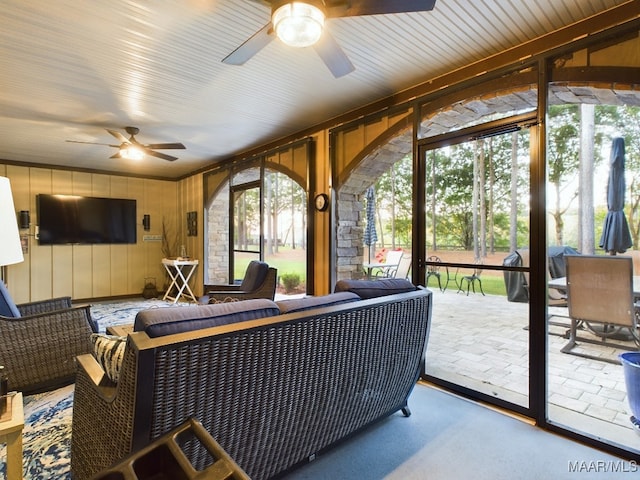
[71, 279, 432, 480]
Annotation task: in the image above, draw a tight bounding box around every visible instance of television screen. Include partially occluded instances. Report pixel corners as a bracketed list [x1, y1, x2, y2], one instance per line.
[37, 194, 137, 245]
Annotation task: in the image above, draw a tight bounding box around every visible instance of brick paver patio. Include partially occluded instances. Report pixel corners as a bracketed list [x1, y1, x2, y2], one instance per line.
[423, 287, 640, 452]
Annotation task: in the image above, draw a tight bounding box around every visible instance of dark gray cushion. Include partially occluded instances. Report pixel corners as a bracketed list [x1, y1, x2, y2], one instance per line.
[334, 278, 417, 299]
[276, 292, 360, 314]
[240, 261, 269, 292]
[0, 281, 20, 318]
[134, 299, 280, 337]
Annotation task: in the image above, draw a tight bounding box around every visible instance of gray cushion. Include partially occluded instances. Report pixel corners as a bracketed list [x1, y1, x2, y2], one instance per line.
[276, 292, 360, 314]
[334, 278, 417, 299]
[0, 281, 20, 318]
[240, 261, 269, 291]
[134, 298, 280, 337]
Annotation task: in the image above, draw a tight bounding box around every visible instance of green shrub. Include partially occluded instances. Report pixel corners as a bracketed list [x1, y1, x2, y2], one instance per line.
[280, 273, 301, 293]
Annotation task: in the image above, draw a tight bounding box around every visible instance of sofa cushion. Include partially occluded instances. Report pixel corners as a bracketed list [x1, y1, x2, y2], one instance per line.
[91, 334, 127, 383]
[134, 298, 281, 337]
[0, 281, 21, 318]
[276, 292, 360, 314]
[334, 278, 417, 299]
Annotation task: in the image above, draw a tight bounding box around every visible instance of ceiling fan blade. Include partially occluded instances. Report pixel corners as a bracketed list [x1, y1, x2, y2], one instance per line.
[313, 31, 355, 78]
[222, 23, 275, 65]
[144, 142, 186, 150]
[327, 0, 436, 18]
[106, 129, 129, 143]
[109, 151, 122, 159]
[145, 149, 179, 162]
[66, 140, 119, 147]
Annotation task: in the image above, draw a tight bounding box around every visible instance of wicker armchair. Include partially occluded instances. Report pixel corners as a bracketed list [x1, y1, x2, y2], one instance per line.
[203, 260, 277, 303]
[0, 281, 95, 394]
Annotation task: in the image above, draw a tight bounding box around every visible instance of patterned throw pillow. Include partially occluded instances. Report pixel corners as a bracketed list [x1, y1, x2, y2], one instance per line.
[90, 334, 127, 383]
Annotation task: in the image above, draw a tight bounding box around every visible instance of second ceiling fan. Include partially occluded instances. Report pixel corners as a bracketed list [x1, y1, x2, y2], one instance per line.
[223, 0, 437, 78]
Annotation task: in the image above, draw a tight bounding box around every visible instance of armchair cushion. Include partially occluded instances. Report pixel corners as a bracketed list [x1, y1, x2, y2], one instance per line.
[334, 278, 417, 299]
[276, 292, 360, 314]
[239, 261, 269, 292]
[91, 334, 127, 383]
[134, 298, 280, 337]
[0, 281, 21, 318]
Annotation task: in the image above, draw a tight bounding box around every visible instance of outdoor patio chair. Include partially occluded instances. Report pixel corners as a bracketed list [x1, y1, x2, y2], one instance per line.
[561, 254, 639, 364]
[0, 281, 95, 394]
[373, 249, 404, 278]
[394, 255, 413, 280]
[457, 261, 485, 296]
[203, 260, 277, 302]
[426, 256, 443, 291]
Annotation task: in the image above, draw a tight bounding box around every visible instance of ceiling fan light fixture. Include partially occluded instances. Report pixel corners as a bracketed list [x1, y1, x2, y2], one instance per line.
[272, 2, 325, 48]
[121, 144, 145, 161]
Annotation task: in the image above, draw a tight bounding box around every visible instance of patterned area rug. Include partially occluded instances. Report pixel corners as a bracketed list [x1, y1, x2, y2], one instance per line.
[0, 298, 190, 479]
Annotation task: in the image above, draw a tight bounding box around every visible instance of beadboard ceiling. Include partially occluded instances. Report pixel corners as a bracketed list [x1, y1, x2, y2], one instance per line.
[0, 0, 631, 179]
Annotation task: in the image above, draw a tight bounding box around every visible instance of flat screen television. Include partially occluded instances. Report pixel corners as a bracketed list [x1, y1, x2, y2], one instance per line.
[37, 194, 137, 245]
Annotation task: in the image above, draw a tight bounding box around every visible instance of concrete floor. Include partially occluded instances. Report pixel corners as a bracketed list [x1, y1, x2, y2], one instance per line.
[423, 286, 640, 453]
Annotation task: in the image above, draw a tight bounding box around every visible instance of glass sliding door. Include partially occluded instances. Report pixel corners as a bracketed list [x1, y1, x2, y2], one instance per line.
[231, 180, 262, 282]
[544, 28, 640, 454]
[421, 115, 533, 412]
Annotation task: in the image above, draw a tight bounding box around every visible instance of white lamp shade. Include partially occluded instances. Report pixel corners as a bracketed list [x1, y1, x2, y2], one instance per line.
[0, 177, 25, 266]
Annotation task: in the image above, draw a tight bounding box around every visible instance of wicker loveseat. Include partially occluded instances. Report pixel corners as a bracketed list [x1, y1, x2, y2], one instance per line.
[71, 280, 432, 480]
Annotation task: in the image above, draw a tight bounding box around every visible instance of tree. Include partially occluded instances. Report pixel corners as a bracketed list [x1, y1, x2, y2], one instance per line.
[547, 105, 581, 245]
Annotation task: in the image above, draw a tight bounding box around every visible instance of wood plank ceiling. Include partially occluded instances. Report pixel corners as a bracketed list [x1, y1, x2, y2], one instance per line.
[0, 0, 631, 179]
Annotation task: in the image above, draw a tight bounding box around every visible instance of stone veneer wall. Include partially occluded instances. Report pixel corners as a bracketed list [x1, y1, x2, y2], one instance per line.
[206, 182, 230, 284]
[334, 84, 640, 281]
[336, 134, 413, 281]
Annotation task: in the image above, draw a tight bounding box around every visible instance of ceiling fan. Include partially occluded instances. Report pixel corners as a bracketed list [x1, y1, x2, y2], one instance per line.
[66, 126, 186, 162]
[222, 0, 437, 78]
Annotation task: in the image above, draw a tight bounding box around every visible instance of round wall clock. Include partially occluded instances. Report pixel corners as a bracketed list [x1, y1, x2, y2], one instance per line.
[314, 193, 329, 212]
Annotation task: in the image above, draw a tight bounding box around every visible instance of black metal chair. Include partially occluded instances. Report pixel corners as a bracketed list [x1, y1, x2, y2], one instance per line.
[426, 256, 443, 291]
[457, 261, 485, 296]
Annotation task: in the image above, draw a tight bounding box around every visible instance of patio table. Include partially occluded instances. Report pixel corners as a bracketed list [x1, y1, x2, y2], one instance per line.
[549, 275, 640, 297]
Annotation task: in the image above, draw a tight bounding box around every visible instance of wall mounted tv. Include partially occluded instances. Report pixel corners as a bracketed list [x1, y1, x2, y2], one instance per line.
[37, 194, 137, 245]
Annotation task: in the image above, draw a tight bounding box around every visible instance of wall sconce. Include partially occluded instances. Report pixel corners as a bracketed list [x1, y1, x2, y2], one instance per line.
[18, 210, 30, 230]
[142, 214, 151, 231]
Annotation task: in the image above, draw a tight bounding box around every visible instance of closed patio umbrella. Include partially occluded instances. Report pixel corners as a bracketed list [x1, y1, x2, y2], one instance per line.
[599, 137, 632, 255]
[363, 186, 378, 262]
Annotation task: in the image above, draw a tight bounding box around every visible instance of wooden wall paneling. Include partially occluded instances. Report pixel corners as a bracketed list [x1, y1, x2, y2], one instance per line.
[313, 130, 331, 295]
[50, 170, 74, 299]
[29, 168, 55, 301]
[90, 174, 112, 298]
[126, 177, 147, 297]
[6, 165, 30, 303]
[145, 179, 174, 294]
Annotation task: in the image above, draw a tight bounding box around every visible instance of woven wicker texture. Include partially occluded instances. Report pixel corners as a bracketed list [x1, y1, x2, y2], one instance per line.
[0, 300, 93, 393]
[71, 288, 432, 480]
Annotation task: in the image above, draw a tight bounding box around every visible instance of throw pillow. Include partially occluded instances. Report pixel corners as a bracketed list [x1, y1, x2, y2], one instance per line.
[90, 333, 127, 383]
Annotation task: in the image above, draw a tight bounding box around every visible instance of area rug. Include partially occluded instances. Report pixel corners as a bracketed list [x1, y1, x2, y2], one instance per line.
[89, 297, 191, 333]
[0, 298, 190, 479]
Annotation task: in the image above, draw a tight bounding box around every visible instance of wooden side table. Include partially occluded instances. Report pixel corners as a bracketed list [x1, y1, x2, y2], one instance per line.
[0, 392, 24, 480]
[161, 258, 199, 304]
